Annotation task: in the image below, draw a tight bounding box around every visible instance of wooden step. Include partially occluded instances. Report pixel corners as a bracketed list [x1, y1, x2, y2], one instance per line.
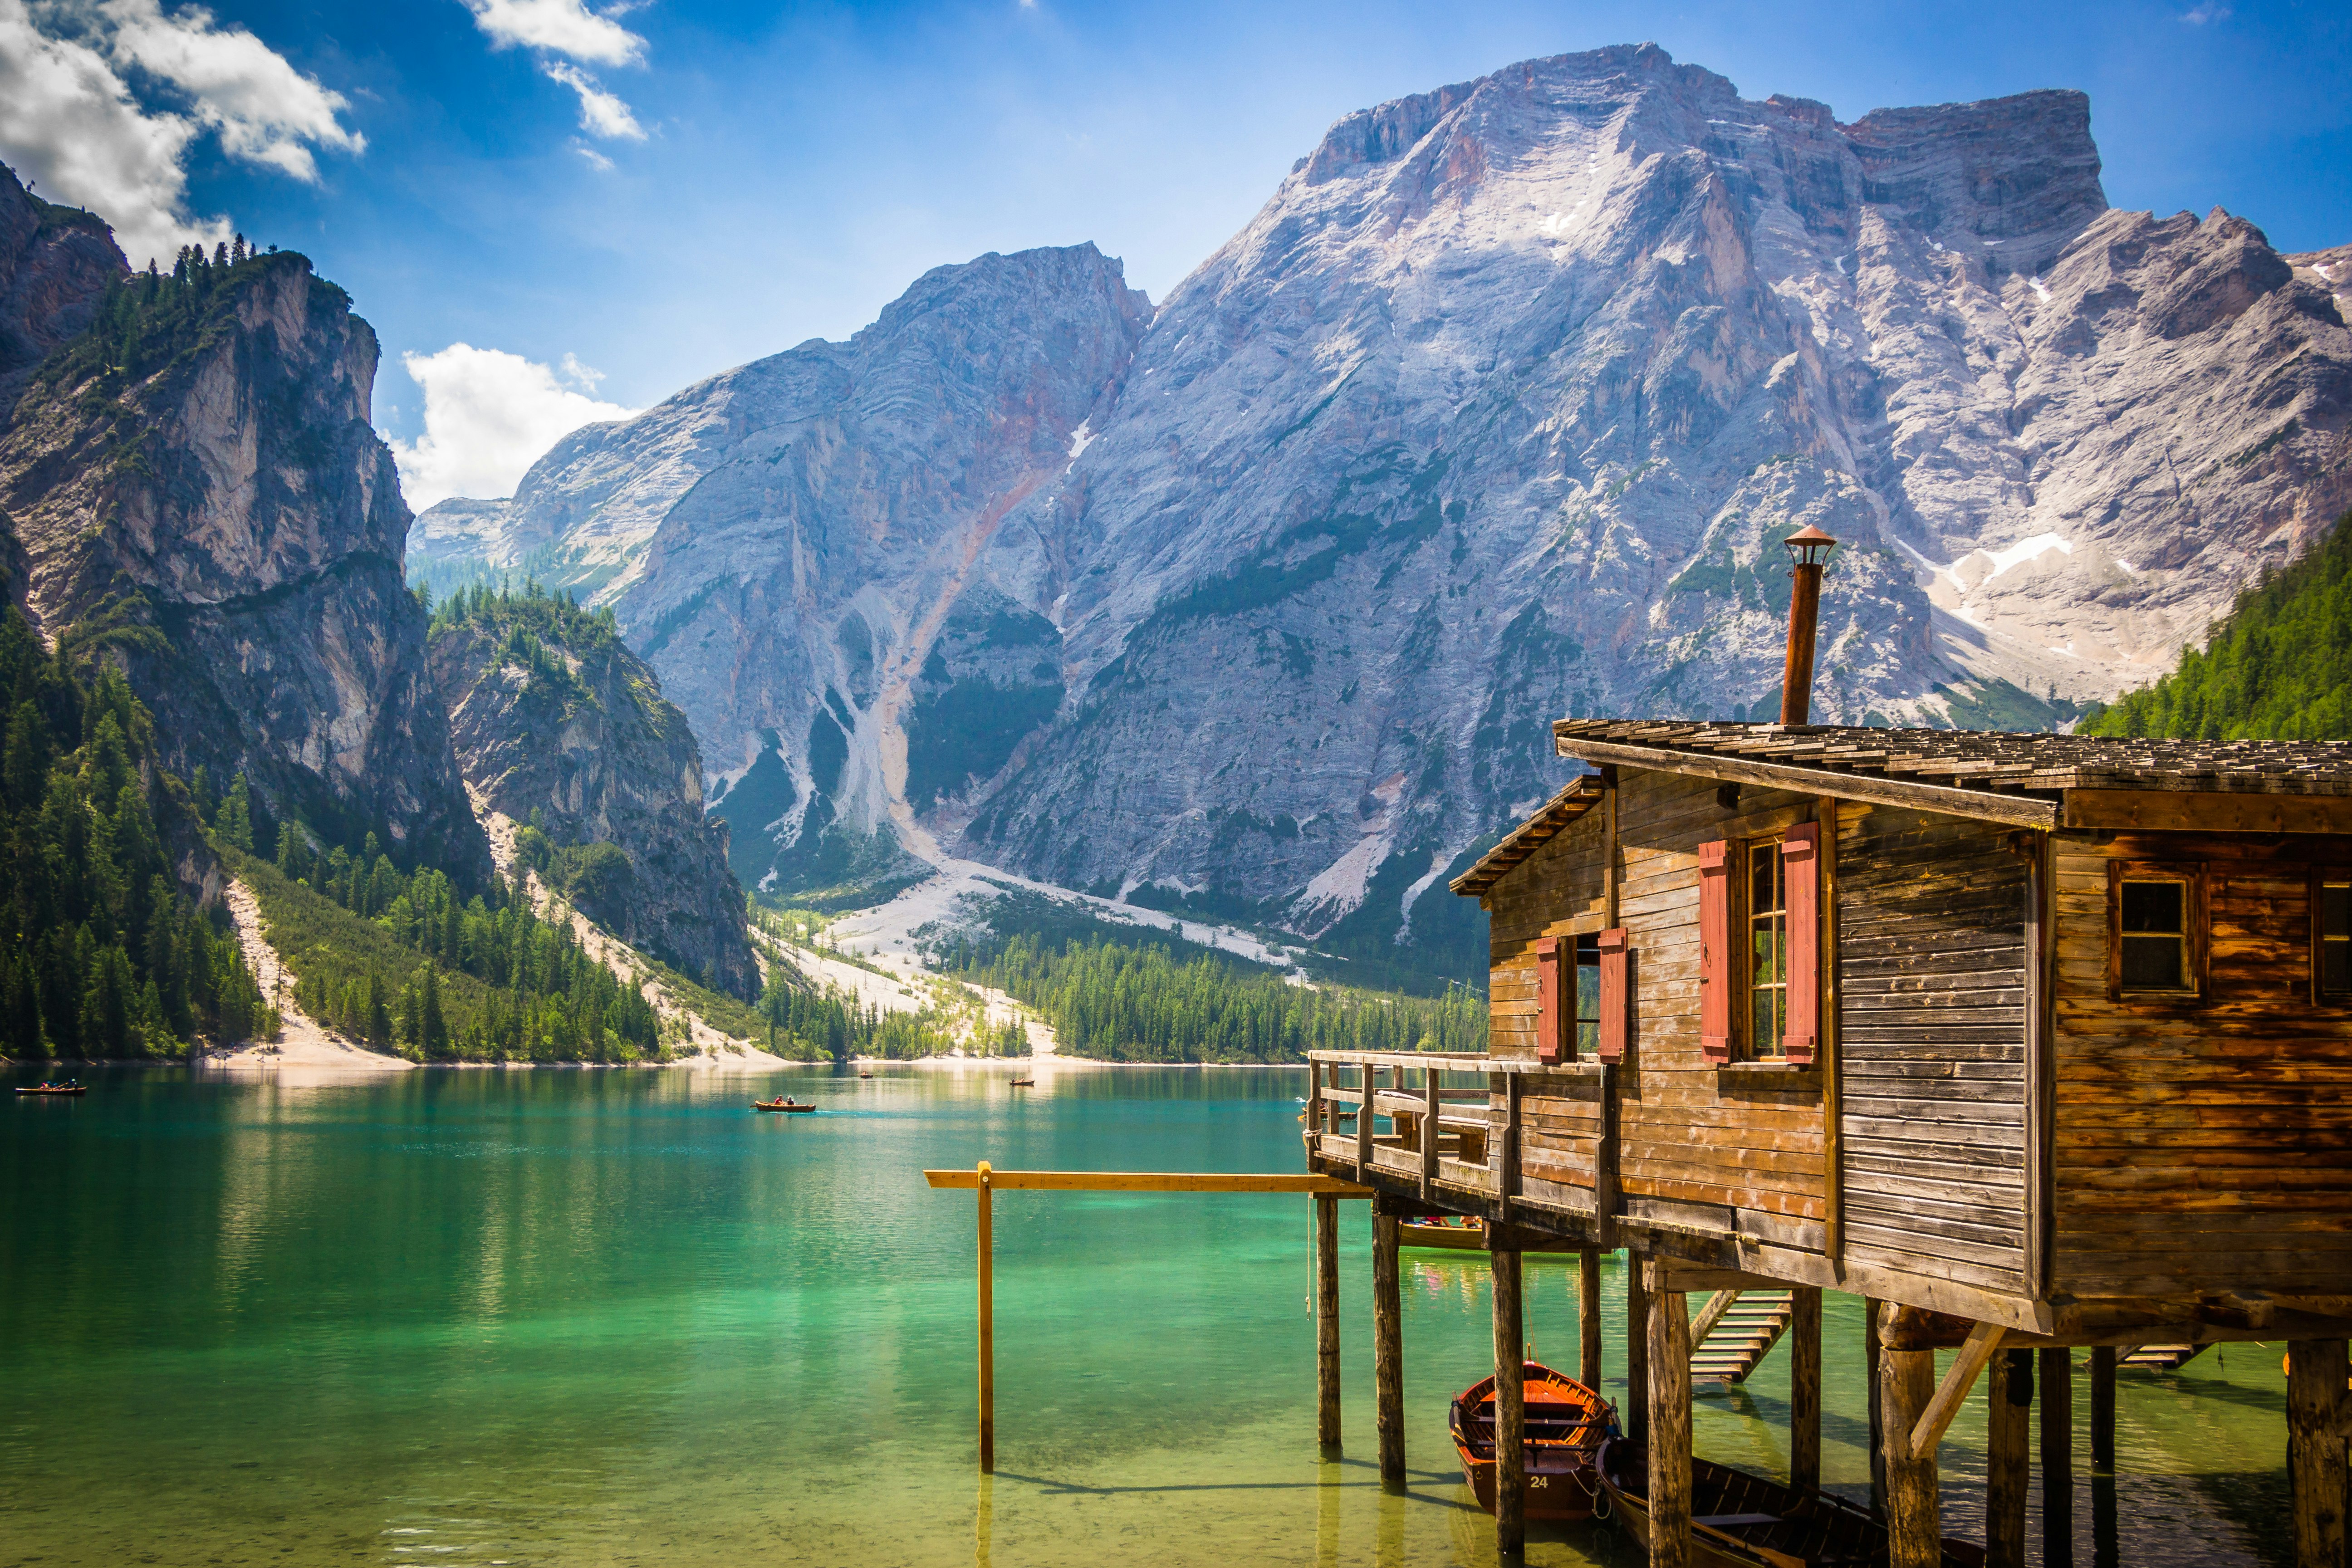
[2119, 1343, 2209, 1372]
[1688, 1290, 1797, 1386]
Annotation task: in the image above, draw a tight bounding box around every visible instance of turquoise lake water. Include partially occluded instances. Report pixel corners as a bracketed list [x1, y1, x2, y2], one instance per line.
[0, 1063, 2298, 1565]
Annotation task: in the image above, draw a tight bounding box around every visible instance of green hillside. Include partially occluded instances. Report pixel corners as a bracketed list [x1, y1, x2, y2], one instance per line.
[2081, 510, 2352, 741]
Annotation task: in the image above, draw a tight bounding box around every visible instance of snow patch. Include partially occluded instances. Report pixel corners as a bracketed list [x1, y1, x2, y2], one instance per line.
[1066, 419, 1094, 461]
[2029, 276, 2051, 303]
[1982, 532, 2073, 578]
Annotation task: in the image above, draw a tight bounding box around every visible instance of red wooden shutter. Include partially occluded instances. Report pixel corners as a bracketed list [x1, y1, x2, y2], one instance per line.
[1597, 927, 1629, 1063]
[1699, 841, 1731, 1062]
[1534, 936, 1563, 1064]
[1781, 823, 1820, 1065]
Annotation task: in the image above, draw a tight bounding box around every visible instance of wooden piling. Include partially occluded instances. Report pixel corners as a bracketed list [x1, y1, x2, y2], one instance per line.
[1789, 1286, 1822, 1494]
[2089, 1345, 2116, 1472]
[978, 1160, 995, 1475]
[1987, 1348, 2032, 1568]
[1578, 1249, 1603, 1393]
[2288, 1338, 2349, 1568]
[1882, 1343, 1940, 1568]
[1865, 1297, 1884, 1515]
[2041, 1346, 2074, 1568]
[1626, 1253, 1650, 1443]
[1315, 1192, 1341, 1450]
[1373, 1202, 1405, 1489]
[1493, 1246, 1526, 1557]
[1645, 1260, 1692, 1568]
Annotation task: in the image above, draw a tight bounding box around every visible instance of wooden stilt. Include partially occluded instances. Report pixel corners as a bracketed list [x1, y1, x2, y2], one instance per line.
[1789, 1286, 1822, 1494]
[2089, 1345, 2116, 1472]
[1986, 1347, 2032, 1568]
[1579, 1249, 1603, 1393]
[2288, 1338, 2349, 1568]
[1626, 1251, 1651, 1443]
[1881, 1343, 1940, 1568]
[1645, 1259, 1691, 1568]
[1372, 1202, 1405, 1490]
[1865, 1297, 1884, 1515]
[978, 1160, 995, 1475]
[1315, 1192, 1341, 1450]
[2040, 1345, 2074, 1568]
[1493, 1247, 1526, 1557]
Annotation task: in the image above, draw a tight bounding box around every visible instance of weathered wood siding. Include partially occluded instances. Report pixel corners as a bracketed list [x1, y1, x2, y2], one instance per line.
[2053, 832, 2352, 1297]
[1484, 801, 1607, 1195]
[1837, 807, 2029, 1295]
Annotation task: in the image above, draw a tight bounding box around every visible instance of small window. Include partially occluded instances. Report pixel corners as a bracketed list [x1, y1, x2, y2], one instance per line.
[1748, 840, 1786, 1059]
[2111, 863, 2203, 1001]
[2317, 876, 2352, 1000]
[1573, 933, 1602, 1058]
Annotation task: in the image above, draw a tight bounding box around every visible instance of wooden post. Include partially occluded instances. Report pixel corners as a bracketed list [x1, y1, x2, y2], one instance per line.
[1373, 1201, 1405, 1490]
[1645, 1260, 1691, 1568]
[1790, 1286, 1822, 1494]
[1579, 1249, 1603, 1393]
[1626, 1251, 1650, 1443]
[1987, 1347, 2032, 1568]
[2089, 1345, 2116, 1472]
[1421, 1066, 1440, 1200]
[1818, 798, 1842, 1262]
[2041, 1346, 2074, 1568]
[1493, 1246, 1526, 1556]
[1882, 1341, 1940, 1568]
[1865, 1297, 1884, 1515]
[978, 1160, 995, 1474]
[2288, 1338, 2349, 1568]
[1315, 1192, 1341, 1450]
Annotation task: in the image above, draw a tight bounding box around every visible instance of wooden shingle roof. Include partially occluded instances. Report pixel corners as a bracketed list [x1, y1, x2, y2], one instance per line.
[1448, 775, 1604, 897]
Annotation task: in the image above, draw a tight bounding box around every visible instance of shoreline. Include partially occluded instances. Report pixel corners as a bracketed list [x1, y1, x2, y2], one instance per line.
[6, 1053, 1318, 1071]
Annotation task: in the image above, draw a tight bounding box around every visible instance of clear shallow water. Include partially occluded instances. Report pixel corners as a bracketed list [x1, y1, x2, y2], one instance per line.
[0, 1063, 2295, 1567]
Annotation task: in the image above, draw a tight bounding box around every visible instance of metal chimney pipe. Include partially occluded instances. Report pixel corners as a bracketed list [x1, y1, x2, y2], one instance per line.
[1778, 525, 1838, 725]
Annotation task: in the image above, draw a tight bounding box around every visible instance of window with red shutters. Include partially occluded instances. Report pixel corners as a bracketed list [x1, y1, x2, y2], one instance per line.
[1699, 841, 1731, 1061]
[1780, 823, 1819, 1064]
[1534, 935, 1563, 1063]
[1597, 927, 1628, 1062]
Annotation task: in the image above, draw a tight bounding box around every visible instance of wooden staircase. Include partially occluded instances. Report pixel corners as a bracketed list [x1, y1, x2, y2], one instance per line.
[2120, 1343, 2210, 1372]
[1690, 1290, 1796, 1386]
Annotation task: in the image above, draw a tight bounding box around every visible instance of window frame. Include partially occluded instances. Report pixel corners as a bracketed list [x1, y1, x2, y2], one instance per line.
[1571, 931, 1602, 1061]
[2107, 860, 2206, 1004]
[2310, 865, 2352, 1006]
[1730, 833, 1792, 1062]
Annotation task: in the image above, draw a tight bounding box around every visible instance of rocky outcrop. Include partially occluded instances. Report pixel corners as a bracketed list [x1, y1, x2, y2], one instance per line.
[427, 592, 758, 997]
[412, 47, 2352, 975]
[0, 198, 488, 877]
[0, 164, 120, 423]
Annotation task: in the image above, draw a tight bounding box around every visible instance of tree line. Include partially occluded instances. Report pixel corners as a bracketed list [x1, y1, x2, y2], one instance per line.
[2081, 508, 2352, 741]
[1, 603, 274, 1059]
[932, 930, 1485, 1063]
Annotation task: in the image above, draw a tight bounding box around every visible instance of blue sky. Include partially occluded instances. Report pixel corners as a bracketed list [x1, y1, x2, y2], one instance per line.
[2, 0, 2346, 506]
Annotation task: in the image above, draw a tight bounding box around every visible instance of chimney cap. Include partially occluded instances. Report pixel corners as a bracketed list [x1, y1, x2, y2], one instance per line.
[1783, 523, 1838, 565]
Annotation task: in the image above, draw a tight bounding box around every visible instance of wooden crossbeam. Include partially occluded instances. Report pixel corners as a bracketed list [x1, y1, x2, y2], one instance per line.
[924, 1169, 1373, 1194]
[1906, 1322, 2007, 1460]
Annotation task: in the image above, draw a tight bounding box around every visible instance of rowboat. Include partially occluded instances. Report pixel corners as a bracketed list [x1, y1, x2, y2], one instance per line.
[751, 1098, 817, 1112]
[1402, 1215, 1579, 1253]
[1595, 1437, 1986, 1567]
[1448, 1361, 1615, 1520]
[1009, 1078, 1036, 1088]
[15, 1083, 86, 1097]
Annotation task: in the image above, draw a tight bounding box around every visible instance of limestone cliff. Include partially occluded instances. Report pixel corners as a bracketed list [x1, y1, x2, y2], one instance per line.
[0, 168, 487, 877]
[427, 588, 757, 998]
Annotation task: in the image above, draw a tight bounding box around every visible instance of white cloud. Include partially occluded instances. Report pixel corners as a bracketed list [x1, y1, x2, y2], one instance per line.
[2181, 3, 2231, 20]
[458, 0, 649, 145]
[544, 59, 642, 140]
[386, 343, 638, 511]
[0, 0, 359, 268]
[462, 0, 642, 65]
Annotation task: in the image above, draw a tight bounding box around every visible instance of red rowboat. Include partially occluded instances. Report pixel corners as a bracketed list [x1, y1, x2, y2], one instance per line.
[1448, 1361, 1616, 1520]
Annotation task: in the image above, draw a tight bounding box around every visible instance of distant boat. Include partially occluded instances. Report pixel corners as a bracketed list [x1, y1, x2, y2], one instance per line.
[15, 1082, 86, 1097]
[1449, 1361, 1615, 1520]
[858, 1071, 874, 1078]
[751, 1098, 817, 1113]
[1401, 1215, 1578, 1254]
[1009, 1077, 1036, 1088]
[1596, 1437, 1987, 1567]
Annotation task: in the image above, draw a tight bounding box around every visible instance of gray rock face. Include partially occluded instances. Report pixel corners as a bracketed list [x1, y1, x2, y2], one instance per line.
[417, 46, 2352, 970]
[428, 598, 758, 996]
[0, 163, 120, 423]
[0, 225, 489, 877]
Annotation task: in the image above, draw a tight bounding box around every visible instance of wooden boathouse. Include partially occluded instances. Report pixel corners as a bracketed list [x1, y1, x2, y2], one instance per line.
[1303, 537, 2352, 1566]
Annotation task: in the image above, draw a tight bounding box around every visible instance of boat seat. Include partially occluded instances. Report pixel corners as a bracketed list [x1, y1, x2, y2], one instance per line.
[1694, 1513, 1782, 1528]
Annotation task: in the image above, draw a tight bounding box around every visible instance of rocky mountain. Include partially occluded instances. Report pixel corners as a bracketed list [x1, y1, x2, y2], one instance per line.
[0, 162, 488, 878]
[427, 585, 758, 998]
[412, 46, 2352, 978]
